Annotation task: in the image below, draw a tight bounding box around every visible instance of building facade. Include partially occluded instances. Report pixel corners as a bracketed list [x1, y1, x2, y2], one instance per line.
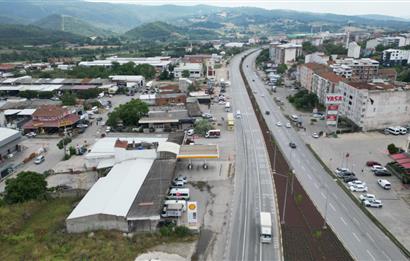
[174, 63, 203, 79]
[298, 63, 328, 92]
[304, 52, 329, 65]
[269, 42, 302, 65]
[347, 42, 361, 58]
[311, 72, 344, 104]
[381, 49, 410, 67]
[331, 58, 379, 82]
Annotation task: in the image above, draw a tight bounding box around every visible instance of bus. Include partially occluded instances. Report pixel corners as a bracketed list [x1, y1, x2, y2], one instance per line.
[227, 113, 234, 131]
[205, 129, 221, 138]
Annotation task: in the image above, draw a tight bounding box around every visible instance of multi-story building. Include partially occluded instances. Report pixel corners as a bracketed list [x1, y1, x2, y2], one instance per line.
[298, 63, 328, 92]
[174, 63, 203, 79]
[366, 36, 406, 49]
[337, 81, 410, 131]
[331, 58, 379, 82]
[312, 72, 344, 104]
[381, 49, 410, 67]
[269, 42, 302, 65]
[347, 42, 361, 58]
[304, 52, 329, 65]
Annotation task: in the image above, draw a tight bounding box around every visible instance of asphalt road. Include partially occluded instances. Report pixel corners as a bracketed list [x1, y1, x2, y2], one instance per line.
[244, 50, 407, 261]
[225, 52, 282, 261]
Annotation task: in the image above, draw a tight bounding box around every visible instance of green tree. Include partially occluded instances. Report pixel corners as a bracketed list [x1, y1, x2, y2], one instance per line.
[322, 42, 347, 56]
[76, 88, 100, 100]
[38, 91, 53, 99]
[182, 69, 190, 78]
[60, 92, 77, 106]
[256, 48, 270, 65]
[19, 90, 38, 99]
[107, 99, 148, 127]
[134, 64, 156, 80]
[277, 64, 288, 74]
[387, 143, 399, 154]
[302, 41, 318, 54]
[4, 171, 47, 204]
[194, 119, 212, 136]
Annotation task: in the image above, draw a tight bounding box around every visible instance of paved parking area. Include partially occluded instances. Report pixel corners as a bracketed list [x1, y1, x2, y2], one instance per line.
[306, 131, 410, 250]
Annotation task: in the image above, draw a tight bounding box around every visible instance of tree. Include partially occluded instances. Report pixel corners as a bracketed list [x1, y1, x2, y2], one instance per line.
[302, 41, 318, 54]
[277, 64, 288, 74]
[4, 171, 47, 204]
[387, 143, 399, 154]
[60, 92, 77, 106]
[107, 99, 148, 127]
[256, 48, 270, 65]
[182, 69, 190, 78]
[194, 119, 212, 136]
[76, 88, 100, 100]
[134, 64, 156, 80]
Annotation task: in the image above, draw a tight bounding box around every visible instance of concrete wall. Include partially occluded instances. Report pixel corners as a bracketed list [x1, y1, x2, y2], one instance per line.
[66, 214, 128, 233]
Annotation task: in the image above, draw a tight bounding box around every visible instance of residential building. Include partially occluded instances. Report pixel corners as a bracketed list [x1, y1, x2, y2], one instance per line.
[269, 42, 302, 65]
[304, 52, 329, 65]
[174, 63, 203, 79]
[347, 42, 361, 58]
[366, 36, 406, 49]
[312, 72, 344, 104]
[331, 58, 379, 82]
[378, 68, 397, 82]
[337, 82, 410, 131]
[0, 127, 21, 162]
[298, 63, 328, 92]
[381, 49, 410, 67]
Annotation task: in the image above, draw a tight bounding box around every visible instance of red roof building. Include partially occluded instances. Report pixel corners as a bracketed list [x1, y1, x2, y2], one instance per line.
[22, 105, 79, 132]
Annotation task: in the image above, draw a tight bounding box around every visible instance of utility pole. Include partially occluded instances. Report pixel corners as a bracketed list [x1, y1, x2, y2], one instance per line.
[323, 184, 329, 229]
[281, 175, 288, 225]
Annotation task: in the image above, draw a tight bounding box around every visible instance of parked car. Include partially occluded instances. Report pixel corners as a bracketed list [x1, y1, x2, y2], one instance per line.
[371, 165, 387, 172]
[289, 142, 297, 149]
[105, 126, 111, 133]
[186, 129, 194, 136]
[335, 167, 350, 175]
[377, 179, 391, 190]
[348, 180, 366, 187]
[26, 132, 37, 138]
[76, 123, 88, 128]
[366, 161, 381, 167]
[343, 176, 358, 183]
[349, 184, 368, 192]
[173, 175, 187, 184]
[285, 122, 291, 128]
[363, 199, 383, 208]
[374, 170, 391, 176]
[171, 180, 185, 187]
[34, 155, 45, 164]
[276, 121, 282, 127]
[265, 111, 270, 115]
[312, 132, 320, 138]
[359, 193, 376, 201]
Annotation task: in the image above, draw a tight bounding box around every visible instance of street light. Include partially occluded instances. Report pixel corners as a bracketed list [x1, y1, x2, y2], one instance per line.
[322, 178, 337, 230]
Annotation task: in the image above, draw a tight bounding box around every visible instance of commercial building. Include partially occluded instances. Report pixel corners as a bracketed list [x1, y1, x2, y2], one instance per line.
[331, 58, 379, 82]
[381, 49, 410, 67]
[269, 42, 302, 65]
[174, 63, 203, 79]
[312, 72, 344, 104]
[298, 63, 328, 92]
[337, 81, 410, 131]
[109, 75, 145, 88]
[156, 93, 187, 106]
[78, 56, 172, 71]
[0, 127, 21, 161]
[347, 42, 361, 58]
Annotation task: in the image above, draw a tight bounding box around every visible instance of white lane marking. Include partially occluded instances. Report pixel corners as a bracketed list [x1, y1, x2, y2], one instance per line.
[381, 250, 392, 261]
[320, 192, 327, 199]
[307, 174, 312, 180]
[353, 232, 361, 242]
[329, 203, 336, 212]
[301, 165, 306, 171]
[353, 217, 360, 226]
[314, 183, 319, 189]
[340, 217, 347, 225]
[366, 233, 375, 243]
[366, 249, 376, 261]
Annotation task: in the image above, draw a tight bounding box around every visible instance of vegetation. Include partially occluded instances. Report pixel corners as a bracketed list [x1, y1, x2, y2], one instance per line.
[277, 64, 288, 74]
[194, 119, 212, 136]
[4, 171, 47, 204]
[57, 137, 72, 150]
[256, 48, 270, 66]
[19, 90, 53, 100]
[0, 198, 196, 260]
[76, 88, 101, 100]
[60, 92, 77, 106]
[387, 143, 400, 154]
[396, 67, 410, 82]
[288, 90, 319, 111]
[182, 70, 190, 78]
[107, 99, 149, 127]
[302, 41, 318, 54]
[322, 41, 347, 56]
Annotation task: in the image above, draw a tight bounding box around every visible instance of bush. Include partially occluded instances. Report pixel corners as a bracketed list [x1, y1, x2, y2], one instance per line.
[4, 171, 47, 204]
[159, 225, 173, 237]
[174, 226, 190, 237]
[57, 137, 72, 150]
[38, 91, 53, 99]
[387, 143, 399, 154]
[69, 146, 76, 156]
[194, 119, 212, 136]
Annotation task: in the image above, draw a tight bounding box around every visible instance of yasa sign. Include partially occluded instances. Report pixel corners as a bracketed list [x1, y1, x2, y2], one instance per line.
[326, 94, 343, 104]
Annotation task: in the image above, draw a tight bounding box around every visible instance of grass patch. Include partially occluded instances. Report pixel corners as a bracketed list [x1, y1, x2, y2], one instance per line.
[0, 198, 196, 260]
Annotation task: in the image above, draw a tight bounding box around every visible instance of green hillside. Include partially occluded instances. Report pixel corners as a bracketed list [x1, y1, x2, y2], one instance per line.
[33, 14, 114, 37]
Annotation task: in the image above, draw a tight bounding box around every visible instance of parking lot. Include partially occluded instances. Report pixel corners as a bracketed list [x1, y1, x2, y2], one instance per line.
[306, 131, 410, 250]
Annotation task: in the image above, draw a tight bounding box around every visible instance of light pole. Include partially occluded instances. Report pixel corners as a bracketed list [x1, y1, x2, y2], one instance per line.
[323, 184, 329, 229]
[291, 169, 296, 195]
[281, 174, 288, 225]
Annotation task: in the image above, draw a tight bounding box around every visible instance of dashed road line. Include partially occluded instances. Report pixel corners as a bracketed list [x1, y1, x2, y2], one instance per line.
[329, 202, 336, 212]
[353, 232, 361, 242]
[366, 233, 375, 243]
[340, 217, 347, 225]
[366, 249, 376, 261]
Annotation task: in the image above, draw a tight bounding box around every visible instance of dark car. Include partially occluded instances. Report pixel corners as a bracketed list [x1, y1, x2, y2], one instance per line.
[252, 79, 255, 82]
[374, 170, 392, 176]
[343, 176, 358, 183]
[336, 171, 355, 178]
[289, 142, 297, 149]
[366, 161, 381, 167]
[265, 111, 270, 115]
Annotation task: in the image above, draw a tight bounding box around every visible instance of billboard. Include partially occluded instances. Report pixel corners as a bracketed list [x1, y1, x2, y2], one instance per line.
[187, 201, 198, 228]
[326, 94, 342, 126]
[325, 94, 343, 105]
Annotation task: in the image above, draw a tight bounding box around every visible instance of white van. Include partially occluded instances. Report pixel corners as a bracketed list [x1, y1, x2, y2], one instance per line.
[224, 102, 231, 112]
[167, 188, 190, 200]
[290, 114, 298, 122]
[164, 200, 186, 211]
[377, 179, 391, 190]
[398, 127, 407, 135]
[236, 110, 242, 119]
[385, 127, 400, 135]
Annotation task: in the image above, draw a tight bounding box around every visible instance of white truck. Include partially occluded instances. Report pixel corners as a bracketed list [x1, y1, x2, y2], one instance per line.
[260, 212, 272, 243]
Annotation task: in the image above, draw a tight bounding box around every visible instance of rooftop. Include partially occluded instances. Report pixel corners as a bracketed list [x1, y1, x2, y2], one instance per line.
[347, 82, 396, 91]
[317, 71, 344, 83]
[32, 105, 68, 117]
[303, 63, 328, 72]
[177, 144, 219, 159]
[0, 127, 20, 145]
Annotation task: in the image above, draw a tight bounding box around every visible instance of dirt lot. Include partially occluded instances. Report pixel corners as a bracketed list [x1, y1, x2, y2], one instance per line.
[306, 131, 410, 251]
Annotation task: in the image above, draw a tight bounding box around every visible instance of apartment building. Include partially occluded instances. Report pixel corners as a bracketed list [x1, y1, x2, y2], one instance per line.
[347, 42, 361, 58]
[366, 36, 406, 49]
[337, 81, 410, 131]
[312, 72, 344, 104]
[331, 58, 379, 82]
[298, 63, 328, 92]
[381, 49, 410, 67]
[269, 42, 302, 65]
[304, 52, 329, 65]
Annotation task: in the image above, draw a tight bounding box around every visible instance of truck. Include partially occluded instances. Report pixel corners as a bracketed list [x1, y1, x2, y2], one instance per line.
[260, 212, 272, 243]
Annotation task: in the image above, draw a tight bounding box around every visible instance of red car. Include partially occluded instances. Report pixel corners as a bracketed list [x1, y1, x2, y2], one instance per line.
[366, 161, 381, 167]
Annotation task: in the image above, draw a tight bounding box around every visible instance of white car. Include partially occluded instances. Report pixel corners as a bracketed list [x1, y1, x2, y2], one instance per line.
[186, 129, 194, 136]
[174, 175, 187, 184]
[261, 94, 265, 97]
[34, 155, 45, 165]
[105, 126, 111, 133]
[359, 193, 376, 201]
[335, 167, 350, 175]
[348, 180, 366, 187]
[276, 121, 282, 127]
[371, 165, 387, 172]
[363, 199, 383, 208]
[285, 122, 291, 128]
[312, 132, 320, 138]
[349, 184, 368, 192]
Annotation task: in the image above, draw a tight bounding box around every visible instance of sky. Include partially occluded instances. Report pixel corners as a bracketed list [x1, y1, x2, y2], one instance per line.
[88, 0, 410, 18]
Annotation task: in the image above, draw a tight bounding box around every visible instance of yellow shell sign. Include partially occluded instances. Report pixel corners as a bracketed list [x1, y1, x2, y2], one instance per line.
[188, 203, 196, 210]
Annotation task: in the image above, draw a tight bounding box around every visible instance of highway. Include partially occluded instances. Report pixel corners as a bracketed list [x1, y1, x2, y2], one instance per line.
[243, 50, 407, 261]
[224, 52, 282, 261]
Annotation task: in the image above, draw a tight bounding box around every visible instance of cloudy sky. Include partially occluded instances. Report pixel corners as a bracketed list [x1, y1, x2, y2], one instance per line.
[88, 0, 410, 18]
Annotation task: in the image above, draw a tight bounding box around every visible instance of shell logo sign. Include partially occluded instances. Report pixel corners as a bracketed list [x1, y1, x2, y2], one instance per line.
[187, 201, 198, 227]
[188, 203, 197, 210]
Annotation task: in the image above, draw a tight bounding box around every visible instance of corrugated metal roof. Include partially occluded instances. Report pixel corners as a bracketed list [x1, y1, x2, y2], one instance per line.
[67, 159, 154, 220]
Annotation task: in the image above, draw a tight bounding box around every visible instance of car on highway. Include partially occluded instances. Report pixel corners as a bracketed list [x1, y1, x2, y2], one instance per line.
[343, 176, 358, 183]
[371, 165, 387, 172]
[285, 122, 291, 128]
[252, 79, 255, 82]
[374, 169, 391, 176]
[312, 132, 320, 138]
[348, 180, 366, 187]
[289, 142, 297, 149]
[276, 121, 282, 127]
[349, 184, 368, 192]
[360, 193, 376, 201]
[366, 161, 381, 167]
[363, 199, 383, 208]
[261, 94, 265, 97]
[34, 155, 45, 165]
[265, 111, 270, 115]
[236, 110, 242, 119]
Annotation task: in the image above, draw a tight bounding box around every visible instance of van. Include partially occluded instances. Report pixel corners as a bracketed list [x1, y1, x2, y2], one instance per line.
[164, 200, 187, 211]
[385, 127, 400, 135]
[236, 110, 242, 119]
[167, 188, 190, 200]
[398, 127, 407, 135]
[290, 114, 298, 122]
[224, 102, 231, 112]
[377, 179, 391, 190]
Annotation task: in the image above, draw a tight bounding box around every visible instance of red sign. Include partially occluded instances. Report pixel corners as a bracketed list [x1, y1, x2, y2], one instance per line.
[327, 105, 339, 111]
[326, 94, 343, 104]
[326, 115, 337, 121]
